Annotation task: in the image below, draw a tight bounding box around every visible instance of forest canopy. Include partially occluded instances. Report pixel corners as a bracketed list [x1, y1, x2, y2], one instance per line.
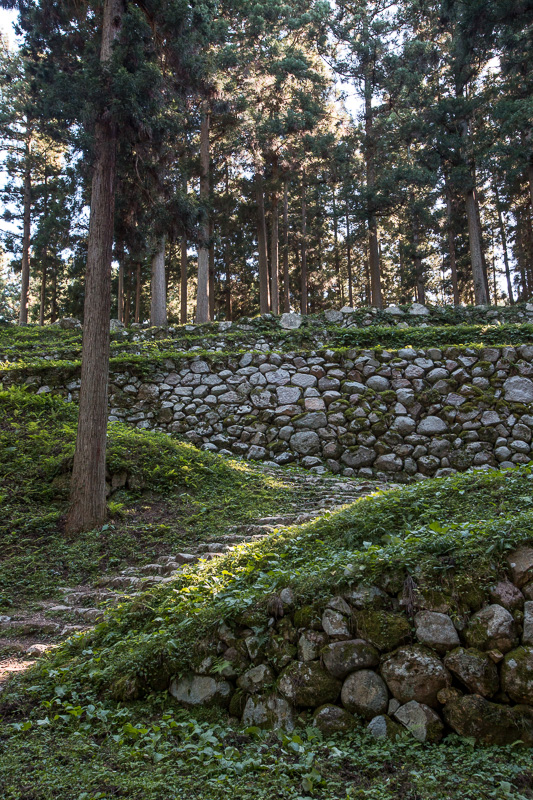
[0, 0, 532, 325]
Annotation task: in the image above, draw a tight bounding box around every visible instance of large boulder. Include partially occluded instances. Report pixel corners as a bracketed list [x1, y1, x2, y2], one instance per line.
[322, 639, 380, 680]
[409, 303, 430, 316]
[489, 580, 525, 611]
[465, 604, 518, 653]
[341, 669, 389, 719]
[341, 447, 376, 468]
[507, 546, 533, 588]
[443, 695, 533, 746]
[381, 646, 450, 707]
[58, 316, 81, 330]
[169, 675, 232, 708]
[394, 701, 444, 743]
[313, 704, 357, 734]
[279, 312, 302, 330]
[501, 647, 533, 704]
[278, 661, 341, 707]
[503, 376, 533, 404]
[290, 431, 321, 455]
[237, 664, 275, 694]
[414, 611, 460, 654]
[298, 630, 329, 662]
[367, 714, 404, 741]
[354, 610, 411, 651]
[242, 693, 295, 731]
[443, 647, 499, 697]
[524, 602, 533, 646]
[417, 416, 448, 435]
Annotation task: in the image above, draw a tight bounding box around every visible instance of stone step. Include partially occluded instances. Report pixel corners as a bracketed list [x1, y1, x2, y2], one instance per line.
[0, 618, 61, 636]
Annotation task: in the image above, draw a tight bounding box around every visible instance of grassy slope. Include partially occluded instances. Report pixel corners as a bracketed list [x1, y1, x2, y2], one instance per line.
[0, 388, 310, 610]
[2, 318, 533, 375]
[1, 390, 533, 799]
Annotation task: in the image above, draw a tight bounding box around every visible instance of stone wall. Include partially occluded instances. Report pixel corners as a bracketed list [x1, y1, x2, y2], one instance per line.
[166, 545, 533, 745]
[7, 342, 533, 480]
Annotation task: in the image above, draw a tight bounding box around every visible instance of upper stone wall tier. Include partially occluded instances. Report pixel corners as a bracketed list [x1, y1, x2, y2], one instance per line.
[3, 303, 533, 366]
[7, 342, 533, 481]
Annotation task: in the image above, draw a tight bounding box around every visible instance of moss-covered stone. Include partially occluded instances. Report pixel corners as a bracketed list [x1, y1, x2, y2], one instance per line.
[313, 704, 357, 734]
[443, 695, 533, 745]
[294, 605, 323, 630]
[501, 646, 533, 704]
[354, 610, 411, 651]
[278, 661, 342, 707]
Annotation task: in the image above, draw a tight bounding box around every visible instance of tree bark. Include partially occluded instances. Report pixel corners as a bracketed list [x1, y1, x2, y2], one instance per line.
[117, 245, 124, 323]
[39, 164, 48, 326]
[444, 176, 460, 306]
[300, 173, 308, 315]
[255, 169, 270, 314]
[332, 186, 342, 304]
[224, 164, 232, 320]
[19, 131, 32, 325]
[208, 219, 215, 320]
[345, 207, 353, 307]
[150, 235, 167, 326]
[39, 262, 46, 326]
[51, 266, 58, 323]
[196, 108, 210, 323]
[465, 187, 489, 304]
[66, 0, 123, 535]
[494, 185, 514, 305]
[364, 65, 382, 308]
[124, 266, 131, 326]
[270, 158, 280, 315]
[180, 233, 188, 323]
[282, 179, 290, 312]
[135, 262, 142, 322]
[412, 214, 425, 305]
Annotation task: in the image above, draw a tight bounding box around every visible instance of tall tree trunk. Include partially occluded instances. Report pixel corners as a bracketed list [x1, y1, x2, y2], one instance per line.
[19, 131, 32, 324]
[224, 164, 232, 320]
[150, 235, 167, 326]
[135, 262, 141, 322]
[465, 187, 489, 304]
[196, 107, 210, 323]
[345, 207, 353, 307]
[270, 158, 280, 315]
[364, 65, 382, 308]
[180, 233, 188, 324]
[255, 168, 270, 314]
[39, 263, 47, 326]
[364, 238, 371, 306]
[444, 176, 460, 306]
[282, 179, 290, 312]
[412, 214, 425, 304]
[124, 265, 131, 326]
[117, 245, 124, 323]
[208, 219, 215, 320]
[39, 164, 48, 326]
[458, 112, 489, 304]
[301, 172, 308, 315]
[66, 0, 123, 535]
[494, 185, 514, 305]
[332, 186, 342, 303]
[51, 267, 58, 323]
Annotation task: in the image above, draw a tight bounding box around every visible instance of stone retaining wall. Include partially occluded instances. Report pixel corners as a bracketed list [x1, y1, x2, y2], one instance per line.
[166, 545, 533, 745]
[7, 342, 533, 480]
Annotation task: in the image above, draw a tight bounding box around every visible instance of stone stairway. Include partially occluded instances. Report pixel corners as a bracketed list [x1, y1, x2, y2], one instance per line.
[0, 468, 393, 689]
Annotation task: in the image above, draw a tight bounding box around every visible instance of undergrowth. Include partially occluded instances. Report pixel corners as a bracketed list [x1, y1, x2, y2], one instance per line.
[0, 388, 306, 608]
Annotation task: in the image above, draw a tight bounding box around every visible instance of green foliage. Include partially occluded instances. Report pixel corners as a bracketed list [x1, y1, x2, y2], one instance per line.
[1, 690, 533, 799]
[12, 463, 532, 703]
[0, 388, 302, 606]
